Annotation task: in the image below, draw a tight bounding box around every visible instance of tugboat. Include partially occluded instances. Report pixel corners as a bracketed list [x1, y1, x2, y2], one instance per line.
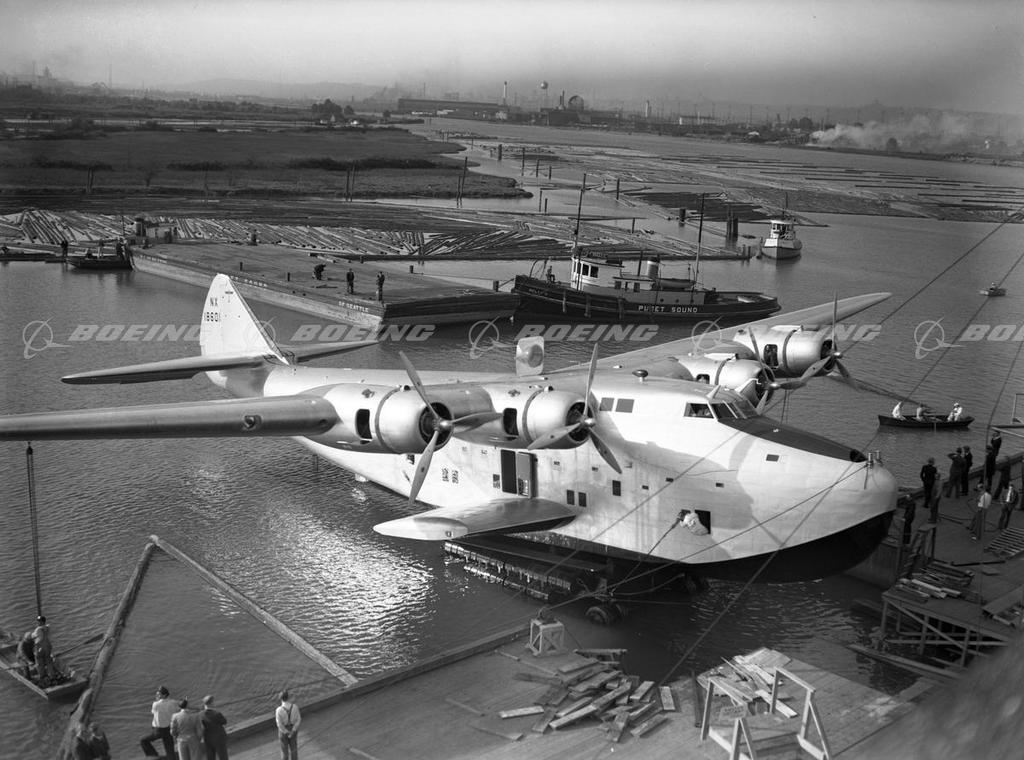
[512, 247, 780, 322]
[760, 217, 803, 260]
[67, 239, 133, 271]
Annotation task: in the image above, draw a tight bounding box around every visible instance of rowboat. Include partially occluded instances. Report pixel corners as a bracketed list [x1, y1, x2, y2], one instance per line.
[0, 638, 88, 700]
[877, 414, 973, 430]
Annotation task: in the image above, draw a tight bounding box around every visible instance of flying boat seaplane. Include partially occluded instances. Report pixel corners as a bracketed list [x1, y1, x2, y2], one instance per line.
[0, 275, 897, 584]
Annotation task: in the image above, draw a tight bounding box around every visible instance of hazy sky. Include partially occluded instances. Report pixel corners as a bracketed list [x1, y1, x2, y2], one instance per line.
[2, 0, 1022, 114]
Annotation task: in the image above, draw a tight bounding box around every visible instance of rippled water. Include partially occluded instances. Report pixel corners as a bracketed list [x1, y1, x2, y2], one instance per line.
[2, 154, 1023, 757]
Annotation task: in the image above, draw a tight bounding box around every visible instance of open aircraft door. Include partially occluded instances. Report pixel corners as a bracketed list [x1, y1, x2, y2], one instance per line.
[500, 449, 537, 497]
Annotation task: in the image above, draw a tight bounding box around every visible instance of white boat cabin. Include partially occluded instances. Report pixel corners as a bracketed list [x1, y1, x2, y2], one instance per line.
[567, 251, 712, 306]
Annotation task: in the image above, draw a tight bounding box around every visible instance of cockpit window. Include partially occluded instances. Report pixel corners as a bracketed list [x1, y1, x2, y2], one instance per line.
[685, 403, 713, 418]
[711, 403, 736, 419]
[731, 398, 758, 418]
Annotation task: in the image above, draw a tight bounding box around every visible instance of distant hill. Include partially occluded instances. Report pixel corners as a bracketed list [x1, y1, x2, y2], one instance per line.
[178, 78, 384, 102]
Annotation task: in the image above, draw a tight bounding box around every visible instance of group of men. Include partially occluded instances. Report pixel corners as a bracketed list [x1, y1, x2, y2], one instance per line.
[913, 428, 1018, 543]
[140, 686, 301, 760]
[313, 265, 387, 300]
[891, 400, 965, 422]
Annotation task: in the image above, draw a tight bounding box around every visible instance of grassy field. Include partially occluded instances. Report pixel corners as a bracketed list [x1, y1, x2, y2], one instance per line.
[0, 126, 526, 203]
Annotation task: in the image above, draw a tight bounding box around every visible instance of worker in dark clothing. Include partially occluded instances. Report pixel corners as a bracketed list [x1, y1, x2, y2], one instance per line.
[376, 270, 385, 301]
[991, 429, 1003, 458]
[920, 457, 938, 522]
[346, 268, 355, 294]
[313, 263, 326, 280]
[961, 445, 973, 496]
[944, 448, 965, 497]
[982, 445, 997, 491]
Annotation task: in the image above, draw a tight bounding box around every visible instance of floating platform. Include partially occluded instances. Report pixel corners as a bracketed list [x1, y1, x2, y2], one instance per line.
[131, 241, 519, 328]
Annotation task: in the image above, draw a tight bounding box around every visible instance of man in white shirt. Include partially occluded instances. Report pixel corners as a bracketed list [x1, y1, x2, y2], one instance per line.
[141, 686, 177, 758]
[275, 690, 302, 760]
[892, 402, 905, 420]
[971, 487, 992, 540]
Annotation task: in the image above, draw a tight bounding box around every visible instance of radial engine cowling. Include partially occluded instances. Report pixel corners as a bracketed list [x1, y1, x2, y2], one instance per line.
[457, 387, 588, 449]
[736, 327, 835, 377]
[674, 356, 771, 406]
[304, 382, 496, 453]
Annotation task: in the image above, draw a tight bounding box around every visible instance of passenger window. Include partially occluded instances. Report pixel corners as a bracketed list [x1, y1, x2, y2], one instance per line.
[599, 397, 614, 411]
[615, 398, 634, 413]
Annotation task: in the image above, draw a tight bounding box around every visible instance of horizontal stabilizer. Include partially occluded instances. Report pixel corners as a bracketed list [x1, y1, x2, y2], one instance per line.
[280, 339, 378, 363]
[62, 353, 276, 384]
[0, 396, 338, 441]
[374, 498, 579, 540]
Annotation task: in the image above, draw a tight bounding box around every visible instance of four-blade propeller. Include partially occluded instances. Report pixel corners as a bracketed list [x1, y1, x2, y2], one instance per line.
[525, 345, 622, 474]
[399, 351, 501, 506]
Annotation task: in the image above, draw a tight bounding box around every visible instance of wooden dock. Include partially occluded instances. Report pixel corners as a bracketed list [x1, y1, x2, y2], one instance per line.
[224, 628, 914, 760]
[131, 241, 519, 327]
[859, 455, 1024, 673]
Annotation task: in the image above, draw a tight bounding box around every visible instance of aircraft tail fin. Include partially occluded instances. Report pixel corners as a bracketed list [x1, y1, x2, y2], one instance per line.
[200, 274, 285, 361]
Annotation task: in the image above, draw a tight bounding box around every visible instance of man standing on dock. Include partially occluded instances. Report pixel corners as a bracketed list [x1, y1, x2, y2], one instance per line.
[376, 270, 385, 301]
[921, 457, 938, 522]
[200, 695, 229, 760]
[944, 448, 965, 498]
[346, 268, 355, 294]
[141, 686, 177, 759]
[971, 487, 992, 540]
[275, 690, 301, 760]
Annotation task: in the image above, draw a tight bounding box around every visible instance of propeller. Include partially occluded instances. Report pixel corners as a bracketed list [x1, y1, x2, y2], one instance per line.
[526, 345, 622, 474]
[399, 352, 501, 506]
[823, 293, 857, 387]
[744, 329, 777, 414]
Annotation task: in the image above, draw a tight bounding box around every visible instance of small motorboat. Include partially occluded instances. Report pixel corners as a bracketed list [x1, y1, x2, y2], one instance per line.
[982, 284, 1006, 297]
[0, 636, 88, 700]
[877, 414, 973, 430]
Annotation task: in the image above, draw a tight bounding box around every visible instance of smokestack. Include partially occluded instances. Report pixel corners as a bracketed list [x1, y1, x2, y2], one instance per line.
[502, 80, 508, 105]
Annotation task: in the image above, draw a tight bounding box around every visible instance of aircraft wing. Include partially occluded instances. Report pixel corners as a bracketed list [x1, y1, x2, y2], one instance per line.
[0, 396, 339, 440]
[62, 341, 377, 384]
[568, 292, 892, 372]
[373, 498, 579, 540]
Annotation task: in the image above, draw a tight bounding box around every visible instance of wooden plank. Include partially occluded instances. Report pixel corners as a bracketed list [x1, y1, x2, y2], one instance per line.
[471, 723, 523, 741]
[755, 689, 798, 718]
[708, 675, 755, 704]
[659, 685, 677, 711]
[499, 705, 545, 719]
[549, 702, 600, 729]
[445, 697, 485, 716]
[629, 680, 655, 702]
[513, 671, 563, 686]
[630, 713, 669, 737]
[531, 706, 557, 734]
[348, 748, 381, 760]
[555, 697, 592, 717]
[608, 711, 631, 743]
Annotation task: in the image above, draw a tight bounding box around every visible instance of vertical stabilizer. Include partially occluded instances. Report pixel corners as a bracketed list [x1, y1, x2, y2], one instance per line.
[200, 275, 285, 388]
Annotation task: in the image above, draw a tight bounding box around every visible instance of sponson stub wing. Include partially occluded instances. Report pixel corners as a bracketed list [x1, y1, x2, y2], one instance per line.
[373, 497, 580, 540]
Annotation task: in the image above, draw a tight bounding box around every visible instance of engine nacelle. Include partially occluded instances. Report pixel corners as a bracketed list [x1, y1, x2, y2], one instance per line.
[457, 385, 588, 449]
[304, 382, 497, 453]
[732, 326, 835, 378]
[674, 355, 771, 407]
[303, 384, 429, 453]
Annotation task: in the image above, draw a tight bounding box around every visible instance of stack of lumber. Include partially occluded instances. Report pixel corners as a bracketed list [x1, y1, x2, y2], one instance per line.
[489, 648, 676, 743]
[697, 648, 800, 719]
[893, 563, 976, 602]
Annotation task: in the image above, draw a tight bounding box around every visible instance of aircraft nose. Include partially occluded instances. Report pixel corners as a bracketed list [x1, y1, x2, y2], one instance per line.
[865, 462, 899, 514]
